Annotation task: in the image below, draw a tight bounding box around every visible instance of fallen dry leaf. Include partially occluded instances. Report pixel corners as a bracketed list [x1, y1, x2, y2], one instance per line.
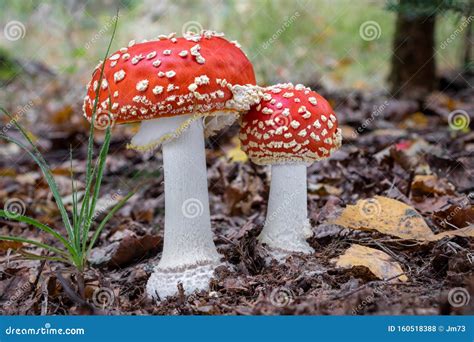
[89, 231, 161, 269]
[329, 196, 435, 240]
[426, 154, 474, 192]
[329, 196, 474, 241]
[0, 168, 17, 177]
[225, 136, 248, 163]
[411, 174, 455, 198]
[223, 164, 264, 216]
[50, 105, 74, 125]
[332, 244, 408, 282]
[433, 200, 474, 228]
[432, 225, 474, 240]
[0, 240, 23, 251]
[412, 195, 454, 214]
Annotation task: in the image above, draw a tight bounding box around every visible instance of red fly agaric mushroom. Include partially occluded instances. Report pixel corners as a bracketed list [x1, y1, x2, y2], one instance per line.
[83, 31, 259, 299]
[239, 83, 342, 256]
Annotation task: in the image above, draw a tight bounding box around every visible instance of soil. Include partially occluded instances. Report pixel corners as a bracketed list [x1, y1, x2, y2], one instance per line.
[0, 69, 473, 315]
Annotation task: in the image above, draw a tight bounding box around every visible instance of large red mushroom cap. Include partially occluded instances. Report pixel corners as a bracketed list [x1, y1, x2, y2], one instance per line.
[240, 83, 342, 165]
[83, 31, 258, 147]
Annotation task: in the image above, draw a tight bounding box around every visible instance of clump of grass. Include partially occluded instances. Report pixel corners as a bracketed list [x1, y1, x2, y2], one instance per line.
[0, 15, 132, 273]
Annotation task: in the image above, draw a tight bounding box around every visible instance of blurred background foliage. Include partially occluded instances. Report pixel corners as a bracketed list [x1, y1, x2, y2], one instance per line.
[0, 0, 470, 91]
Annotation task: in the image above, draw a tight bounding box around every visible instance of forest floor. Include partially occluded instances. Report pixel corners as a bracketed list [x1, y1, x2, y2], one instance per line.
[0, 69, 473, 315]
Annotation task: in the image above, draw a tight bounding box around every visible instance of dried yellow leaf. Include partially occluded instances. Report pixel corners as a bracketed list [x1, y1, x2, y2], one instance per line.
[430, 225, 474, 241]
[332, 244, 408, 282]
[329, 196, 474, 242]
[226, 136, 248, 163]
[329, 196, 434, 240]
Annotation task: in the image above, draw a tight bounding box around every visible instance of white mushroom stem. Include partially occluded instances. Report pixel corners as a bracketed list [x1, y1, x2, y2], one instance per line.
[134, 115, 221, 299]
[259, 163, 314, 255]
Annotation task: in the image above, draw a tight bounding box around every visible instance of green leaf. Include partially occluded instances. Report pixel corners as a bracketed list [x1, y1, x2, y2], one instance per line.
[0, 10, 122, 273]
[86, 190, 135, 255]
[80, 12, 118, 249]
[84, 10, 118, 205]
[0, 235, 69, 258]
[83, 119, 112, 248]
[0, 210, 76, 256]
[19, 250, 71, 264]
[70, 147, 79, 244]
[0, 112, 74, 241]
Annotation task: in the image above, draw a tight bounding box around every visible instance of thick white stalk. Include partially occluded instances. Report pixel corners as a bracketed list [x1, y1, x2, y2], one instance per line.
[145, 115, 221, 299]
[259, 163, 314, 254]
[159, 118, 220, 268]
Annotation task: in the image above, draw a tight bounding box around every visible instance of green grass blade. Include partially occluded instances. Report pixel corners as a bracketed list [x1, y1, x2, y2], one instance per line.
[0, 109, 73, 235]
[0, 132, 74, 240]
[70, 147, 78, 226]
[88, 113, 112, 219]
[84, 12, 118, 209]
[0, 236, 69, 257]
[69, 146, 81, 251]
[86, 190, 135, 255]
[77, 156, 102, 252]
[79, 14, 118, 248]
[82, 125, 112, 247]
[19, 250, 71, 264]
[0, 210, 75, 255]
[0, 11, 121, 273]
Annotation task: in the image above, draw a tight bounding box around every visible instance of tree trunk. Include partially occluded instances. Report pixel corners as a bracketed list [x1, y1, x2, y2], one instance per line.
[389, 0, 437, 99]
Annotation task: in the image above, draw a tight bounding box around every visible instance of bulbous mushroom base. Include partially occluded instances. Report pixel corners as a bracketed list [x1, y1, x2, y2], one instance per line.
[259, 218, 314, 261]
[146, 262, 219, 300]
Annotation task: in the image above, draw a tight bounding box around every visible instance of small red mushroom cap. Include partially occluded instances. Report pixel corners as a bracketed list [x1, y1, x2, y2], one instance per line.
[83, 31, 257, 131]
[239, 83, 342, 165]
